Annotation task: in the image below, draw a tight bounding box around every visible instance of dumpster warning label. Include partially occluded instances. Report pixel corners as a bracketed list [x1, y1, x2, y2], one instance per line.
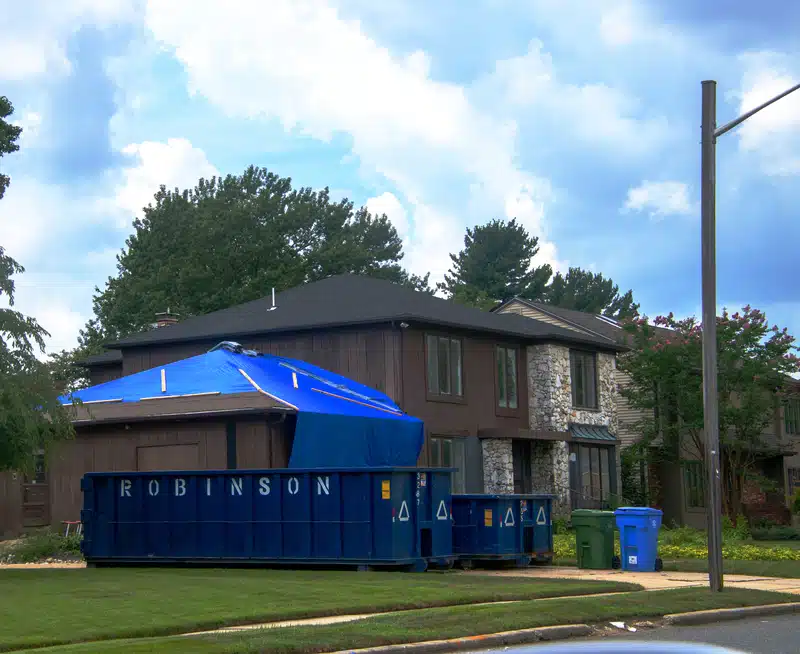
[504, 507, 515, 527]
[398, 500, 410, 521]
[436, 500, 449, 520]
[628, 555, 638, 565]
[381, 480, 391, 499]
[484, 508, 492, 526]
[536, 506, 548, 525]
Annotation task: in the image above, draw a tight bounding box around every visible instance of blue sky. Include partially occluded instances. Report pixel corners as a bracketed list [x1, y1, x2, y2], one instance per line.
[0, 0, 798, 353]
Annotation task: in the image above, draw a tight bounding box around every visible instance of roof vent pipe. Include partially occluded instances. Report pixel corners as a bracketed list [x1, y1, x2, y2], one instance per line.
[268, 287, 277, 311]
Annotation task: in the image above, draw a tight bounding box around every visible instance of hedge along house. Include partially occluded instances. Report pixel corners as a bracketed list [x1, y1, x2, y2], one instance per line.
[0, 341, 422, 538]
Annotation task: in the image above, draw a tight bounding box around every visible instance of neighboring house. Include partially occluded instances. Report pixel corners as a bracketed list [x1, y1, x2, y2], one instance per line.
[493, 296, 800, 528]
[1, 274, 627, 538]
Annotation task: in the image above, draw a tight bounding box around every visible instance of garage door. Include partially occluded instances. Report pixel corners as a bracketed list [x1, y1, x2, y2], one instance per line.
[136, 444, 200, 471]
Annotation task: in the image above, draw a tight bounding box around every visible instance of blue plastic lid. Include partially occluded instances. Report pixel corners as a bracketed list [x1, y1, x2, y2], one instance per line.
[614, 506, 663, 516]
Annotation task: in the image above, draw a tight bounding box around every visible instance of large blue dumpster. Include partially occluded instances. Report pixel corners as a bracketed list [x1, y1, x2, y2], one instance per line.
[80, 468, 453, 571]
[614, 507, 663, 572]
[451, 494, 554, 568]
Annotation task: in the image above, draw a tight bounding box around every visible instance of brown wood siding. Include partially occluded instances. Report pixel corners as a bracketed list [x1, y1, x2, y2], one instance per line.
[0, 472, 23, 539]
[88, 365, 123, 386]
[235, 418, 293, 469]
[117, 326, 402, 404]
[136, 444, 200, 471]
[496, 301, 587, 333]
[47, 419, 269, 528]
[616, 369, 653, 449]
[401, 328, 529, 465]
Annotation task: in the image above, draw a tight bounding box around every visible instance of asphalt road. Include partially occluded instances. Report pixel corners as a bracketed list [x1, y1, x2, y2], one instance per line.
[471, 614, 800, 653]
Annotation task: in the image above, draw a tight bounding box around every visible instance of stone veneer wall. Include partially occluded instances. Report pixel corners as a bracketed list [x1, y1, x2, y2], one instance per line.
[481, 439, 514, 494]
[526, 344, 619, 515]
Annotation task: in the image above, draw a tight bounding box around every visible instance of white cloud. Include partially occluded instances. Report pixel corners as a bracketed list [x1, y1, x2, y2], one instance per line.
[482, 40, 670, 157]
[623, 181, 695, 219]
[365, 192, 409, 241]
[0, 137, 217, 352]
[0, 1, 139, 81]
[142, 0, 559, 284]
[734, 53, 800, 176]
[113, 138, 219, 226]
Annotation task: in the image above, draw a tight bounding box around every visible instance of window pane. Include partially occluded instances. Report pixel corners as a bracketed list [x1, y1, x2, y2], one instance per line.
[430, 439, 441, 467]
[579, 445, 591, 503]
[496, 347, 507, 408]
[452, 439, 466, 494]
[426, 335, 439, 394]
[600, 448, 610, 501]
[591, 447, 601, 500]
[585, 354, 597, 408]
[573, 356, 585, 407]
[437, 337, 451, 395]
[442, 438, 453, 467]
[506, 348, 518, 409]
[450, 338, 462, 396]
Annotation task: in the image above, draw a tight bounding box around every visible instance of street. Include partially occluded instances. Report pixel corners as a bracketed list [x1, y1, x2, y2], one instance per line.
[472, 614, 800, 653]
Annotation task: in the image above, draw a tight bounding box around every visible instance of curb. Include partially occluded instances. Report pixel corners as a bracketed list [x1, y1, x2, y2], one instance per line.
[334, 625, 592, 654]
[664, 602, 800, 626]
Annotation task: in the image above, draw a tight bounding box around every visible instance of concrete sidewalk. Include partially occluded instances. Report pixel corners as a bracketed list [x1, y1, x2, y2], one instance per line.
[472, 566, 800, 594]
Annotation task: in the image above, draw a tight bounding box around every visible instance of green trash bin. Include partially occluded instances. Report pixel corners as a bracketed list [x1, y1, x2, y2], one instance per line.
[571, 509, 620, 570]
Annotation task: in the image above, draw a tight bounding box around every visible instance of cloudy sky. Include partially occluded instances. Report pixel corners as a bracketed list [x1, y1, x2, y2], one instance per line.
[0, 0, 798, 353]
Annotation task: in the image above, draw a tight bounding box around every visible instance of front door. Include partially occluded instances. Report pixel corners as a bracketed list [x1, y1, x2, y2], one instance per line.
[512, 440, 532, 494]
[22, 453, 50, 527]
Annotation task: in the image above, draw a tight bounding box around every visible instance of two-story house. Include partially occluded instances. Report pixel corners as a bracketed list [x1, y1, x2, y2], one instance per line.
[493, 296, 800, 528]
[0, 275, 625, 537]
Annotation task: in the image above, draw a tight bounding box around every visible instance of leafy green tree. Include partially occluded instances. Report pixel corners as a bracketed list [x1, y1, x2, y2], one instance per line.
[618, 306, 800, 517]
[84, 166, 429, 344]
[439, 219, 552, 307]
[0, 96, 23, 200]
[545, 267, 639, 319]
[0, 101, 74, 470]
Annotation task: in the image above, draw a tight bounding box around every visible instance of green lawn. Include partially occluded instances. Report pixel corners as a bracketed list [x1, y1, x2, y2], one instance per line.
[661, 559, 800, 577]
[21, 588, 797, 654]
[0, 568, 638, 651]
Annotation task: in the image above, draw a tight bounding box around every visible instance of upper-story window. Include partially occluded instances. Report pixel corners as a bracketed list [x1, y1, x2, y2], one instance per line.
[426, 334, 463, 398]
[570, 350, 598, 410]
[496, 345, 518, 410]
[786, 398, 800, 436]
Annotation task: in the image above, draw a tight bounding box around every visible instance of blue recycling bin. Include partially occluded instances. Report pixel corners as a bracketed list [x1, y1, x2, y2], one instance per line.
[614, 507, 663, 572]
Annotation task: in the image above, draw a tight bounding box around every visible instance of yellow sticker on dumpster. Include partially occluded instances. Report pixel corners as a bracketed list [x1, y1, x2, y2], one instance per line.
[484, 508, 493, 526]
[381, 480, 391, 499]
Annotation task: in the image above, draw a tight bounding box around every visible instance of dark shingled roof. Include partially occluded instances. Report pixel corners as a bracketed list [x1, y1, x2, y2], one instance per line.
[76, 350, 123, 366]
[107, 275, 624, 352]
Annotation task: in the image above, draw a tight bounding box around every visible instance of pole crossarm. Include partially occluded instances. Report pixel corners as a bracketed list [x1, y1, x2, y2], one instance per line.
[715, 82, 800, 139]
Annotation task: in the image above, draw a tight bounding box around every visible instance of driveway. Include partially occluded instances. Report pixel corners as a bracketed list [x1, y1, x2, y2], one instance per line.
[472, 566, 800, 594]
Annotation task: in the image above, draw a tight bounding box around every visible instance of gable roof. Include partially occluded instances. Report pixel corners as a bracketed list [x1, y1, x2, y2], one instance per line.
[107, 275, 623, 352]
[492, 297, 627, 343]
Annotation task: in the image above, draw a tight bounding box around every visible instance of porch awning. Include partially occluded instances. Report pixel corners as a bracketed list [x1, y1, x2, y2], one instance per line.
[570, 423, 617, 443]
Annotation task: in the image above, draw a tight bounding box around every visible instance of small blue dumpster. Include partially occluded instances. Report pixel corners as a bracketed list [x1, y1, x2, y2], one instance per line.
[614, 507, 663, 572]
[451, 494, 553, 568]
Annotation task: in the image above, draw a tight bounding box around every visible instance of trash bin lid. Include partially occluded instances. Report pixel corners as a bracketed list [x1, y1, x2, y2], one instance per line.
[613, 506, 663, 516]
[572, 509, 615, 516]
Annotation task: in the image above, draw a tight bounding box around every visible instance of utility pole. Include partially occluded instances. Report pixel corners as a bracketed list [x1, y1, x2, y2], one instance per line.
[700, 79, 800, 593]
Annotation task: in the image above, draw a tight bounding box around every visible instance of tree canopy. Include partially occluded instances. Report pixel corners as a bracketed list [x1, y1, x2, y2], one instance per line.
[0, 96, 23, 200]
[545, 267, 640, 319]
[83, 166, 429, 347]
[438, 218, 552, 309]
[0, 99, 74, 471]
[618, 306, 800, 517]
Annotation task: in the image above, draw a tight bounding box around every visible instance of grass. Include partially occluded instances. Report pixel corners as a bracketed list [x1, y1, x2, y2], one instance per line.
[661, 558, 800, 577]
[0, 568, 638, 651]
[22, 588, 797, 654]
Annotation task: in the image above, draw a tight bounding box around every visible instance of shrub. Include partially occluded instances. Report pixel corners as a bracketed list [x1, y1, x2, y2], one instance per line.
[0, 530, 82, 563]
[750, 526, 800, 541]
[552, 517, 572, 535]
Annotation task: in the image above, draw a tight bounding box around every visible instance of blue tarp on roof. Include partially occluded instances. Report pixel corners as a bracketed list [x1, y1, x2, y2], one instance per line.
[63, 347, 424, 468]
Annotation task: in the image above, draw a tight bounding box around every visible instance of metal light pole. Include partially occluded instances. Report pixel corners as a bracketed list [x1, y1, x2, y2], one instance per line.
[701, 79, 800, 592]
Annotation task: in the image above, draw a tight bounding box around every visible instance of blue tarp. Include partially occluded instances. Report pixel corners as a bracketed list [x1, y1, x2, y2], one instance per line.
[63, 347, 424, 468]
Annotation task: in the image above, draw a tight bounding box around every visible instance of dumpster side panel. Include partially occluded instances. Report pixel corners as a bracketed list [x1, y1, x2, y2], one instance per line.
[530, 496, 553, 559]
[81, 468, 451, 567]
